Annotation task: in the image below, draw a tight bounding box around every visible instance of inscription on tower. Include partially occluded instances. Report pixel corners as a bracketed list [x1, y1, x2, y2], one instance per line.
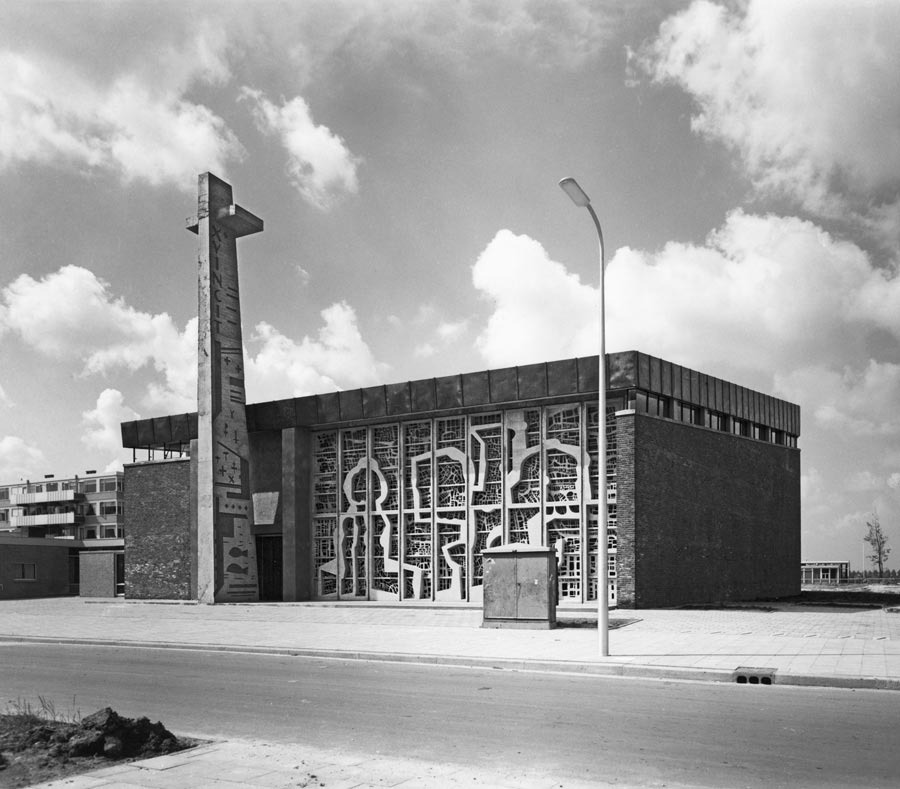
[187, 172, 263, 603]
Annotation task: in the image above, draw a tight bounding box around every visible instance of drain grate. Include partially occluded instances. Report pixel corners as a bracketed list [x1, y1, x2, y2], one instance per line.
[733, 667, 776, 685]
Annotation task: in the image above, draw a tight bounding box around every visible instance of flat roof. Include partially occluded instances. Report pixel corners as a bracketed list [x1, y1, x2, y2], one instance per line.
[121, 350, 800, 451]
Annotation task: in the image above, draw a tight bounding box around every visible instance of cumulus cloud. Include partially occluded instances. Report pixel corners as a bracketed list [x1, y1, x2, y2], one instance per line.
[0, 40, 241, 188]
[436, 319, 469, 344]
[0, 435, 48, 481]
[638, 0, 900, 240]
[414, 318, 470, 357]
[242, 88, 360, 209]
[82, 388, 140, 454]
[472, 230, 597, 367]
[245, 302, 384, 402]
[141, 318, 197, 415]
[0, 383, 11, 408]
[1, 266, 196, 414]
[777, 362, 900, 438]
[846, 470, 886, 493]
[801, 467, 824, 504]
[607, 210, 900, 371]
[404, 305, 469, 359]
[610, 211, 900, 437]
[260, 0, 619, 80]
[1, 265, 391, 415]
[472, 211, 900, 442]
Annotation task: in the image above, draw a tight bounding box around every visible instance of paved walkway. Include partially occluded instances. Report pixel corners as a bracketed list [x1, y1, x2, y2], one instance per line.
[2, 596, 899, 787]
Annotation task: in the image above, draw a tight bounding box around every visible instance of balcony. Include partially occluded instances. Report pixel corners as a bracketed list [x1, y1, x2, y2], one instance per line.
[11, 489, 76, 505]
[10, 512, 76, 528]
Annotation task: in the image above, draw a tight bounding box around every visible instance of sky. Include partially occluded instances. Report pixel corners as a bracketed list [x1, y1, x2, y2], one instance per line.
[1, 0, 899, 569]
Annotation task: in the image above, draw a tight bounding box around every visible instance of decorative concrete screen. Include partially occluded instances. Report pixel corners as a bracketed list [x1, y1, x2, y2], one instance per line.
[312, 403, 618, 605]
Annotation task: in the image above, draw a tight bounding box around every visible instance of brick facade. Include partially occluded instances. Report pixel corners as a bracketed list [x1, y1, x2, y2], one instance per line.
[124, 458, 192, 599]
[618, 412, 800, 608]
[79, 550, 120, 597]
[0, 539, 72, 599]
[613, 414, 636, 607]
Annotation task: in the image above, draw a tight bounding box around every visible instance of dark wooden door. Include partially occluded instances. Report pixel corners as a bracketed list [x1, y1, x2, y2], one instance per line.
[115, 552, 125, 596]
[256, 535, 283, 601]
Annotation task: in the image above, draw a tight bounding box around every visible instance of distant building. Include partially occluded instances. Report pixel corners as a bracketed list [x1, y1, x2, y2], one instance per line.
[0, 471, 124, 540]
[801, 561, 850, 585]
[0, 472, 125, 599]
[121, 351, 802, 609]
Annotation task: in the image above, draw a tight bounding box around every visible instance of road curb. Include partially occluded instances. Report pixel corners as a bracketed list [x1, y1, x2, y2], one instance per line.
[775, 673, 900, 691]
[4, 634, 898, 691]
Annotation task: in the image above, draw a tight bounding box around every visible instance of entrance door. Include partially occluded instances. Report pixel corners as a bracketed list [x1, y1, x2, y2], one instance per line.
[256, 535, 283, 601]
[115, 552, 125, 596]
[68, 553, 80, 596]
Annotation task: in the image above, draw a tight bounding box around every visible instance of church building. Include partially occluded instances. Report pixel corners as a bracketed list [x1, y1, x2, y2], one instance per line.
[121, 350, 800, 609]
[119, 173, 800, 610]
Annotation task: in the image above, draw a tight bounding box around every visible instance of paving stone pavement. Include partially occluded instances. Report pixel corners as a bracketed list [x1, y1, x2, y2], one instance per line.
[3, 596, 900, 788]
[28, 738, 656, 789]
[2, 598, 900, 684]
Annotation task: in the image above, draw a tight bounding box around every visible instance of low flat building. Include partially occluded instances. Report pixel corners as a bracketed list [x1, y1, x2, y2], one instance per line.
[0, 536, 125, 599]
[120, 350, 801, 609]
[801, 561, 850, 584]
[0, 472, 126, 598]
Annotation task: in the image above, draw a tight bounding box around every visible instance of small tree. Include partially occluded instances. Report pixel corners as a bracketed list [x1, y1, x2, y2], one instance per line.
[864, 511, 891, 578]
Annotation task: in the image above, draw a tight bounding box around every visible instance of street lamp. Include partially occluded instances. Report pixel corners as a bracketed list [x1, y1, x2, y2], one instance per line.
[559, 176, 609, 657]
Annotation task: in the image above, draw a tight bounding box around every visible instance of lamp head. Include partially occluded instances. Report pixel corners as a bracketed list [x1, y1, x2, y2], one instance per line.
[559, 177, 591, 207]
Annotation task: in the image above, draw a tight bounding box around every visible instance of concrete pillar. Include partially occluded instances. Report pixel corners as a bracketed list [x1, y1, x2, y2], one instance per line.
[281, 427, 313, 601]
[187, 173, 263, 603]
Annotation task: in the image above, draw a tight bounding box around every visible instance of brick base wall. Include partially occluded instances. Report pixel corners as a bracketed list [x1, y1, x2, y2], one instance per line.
[0, 541, 71, 599]
[618, 413, 800, 608]
[614, 414, 636, 607]
[124, 458, 192, 599]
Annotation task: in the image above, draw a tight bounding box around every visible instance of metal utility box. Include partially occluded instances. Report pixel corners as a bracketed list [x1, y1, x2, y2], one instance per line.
[482, 544, 557, 629]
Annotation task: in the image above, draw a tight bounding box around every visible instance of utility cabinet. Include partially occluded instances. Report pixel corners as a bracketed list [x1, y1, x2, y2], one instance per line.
[482, 544, 557, 629]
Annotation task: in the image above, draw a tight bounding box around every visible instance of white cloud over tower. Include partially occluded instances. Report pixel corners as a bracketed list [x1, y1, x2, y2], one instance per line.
[241, 89, 361, 210]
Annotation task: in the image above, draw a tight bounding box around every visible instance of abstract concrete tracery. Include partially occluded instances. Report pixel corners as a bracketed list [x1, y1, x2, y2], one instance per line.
[311, 403, 615, 603]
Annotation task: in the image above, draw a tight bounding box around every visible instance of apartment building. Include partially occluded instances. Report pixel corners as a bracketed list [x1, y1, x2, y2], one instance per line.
[0, 471, 125, 598]
[0, 471, 124, 541]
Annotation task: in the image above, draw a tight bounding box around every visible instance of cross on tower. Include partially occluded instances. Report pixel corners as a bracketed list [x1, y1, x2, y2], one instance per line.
[190, 172, 263, 604]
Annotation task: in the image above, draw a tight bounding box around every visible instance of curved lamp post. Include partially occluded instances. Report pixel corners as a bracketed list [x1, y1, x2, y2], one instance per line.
[558, 176, 609, 657]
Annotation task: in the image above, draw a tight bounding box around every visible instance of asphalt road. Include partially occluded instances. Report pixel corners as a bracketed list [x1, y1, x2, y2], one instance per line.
[1, 642, 897, 788]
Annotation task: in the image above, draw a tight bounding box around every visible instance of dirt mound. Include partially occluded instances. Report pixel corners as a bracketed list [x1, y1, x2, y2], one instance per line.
[0, 706, 194, 788]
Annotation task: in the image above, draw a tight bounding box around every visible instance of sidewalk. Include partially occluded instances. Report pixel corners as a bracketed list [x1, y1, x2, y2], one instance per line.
[2, 596, 899, 788]
[2, 597, 899, 688]
[30, 737, 618, 789]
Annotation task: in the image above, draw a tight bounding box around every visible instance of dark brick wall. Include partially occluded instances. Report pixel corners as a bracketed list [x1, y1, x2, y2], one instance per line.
[618, 413, 800, 608]
[124, 458, 192, 599]
[0, 541, 71, 599]
[282, 427, 313, 601]
[614, 415, 636, 607]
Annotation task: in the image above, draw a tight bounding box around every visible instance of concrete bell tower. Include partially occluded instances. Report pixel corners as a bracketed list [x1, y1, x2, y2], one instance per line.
[187, 173, 263, 603]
